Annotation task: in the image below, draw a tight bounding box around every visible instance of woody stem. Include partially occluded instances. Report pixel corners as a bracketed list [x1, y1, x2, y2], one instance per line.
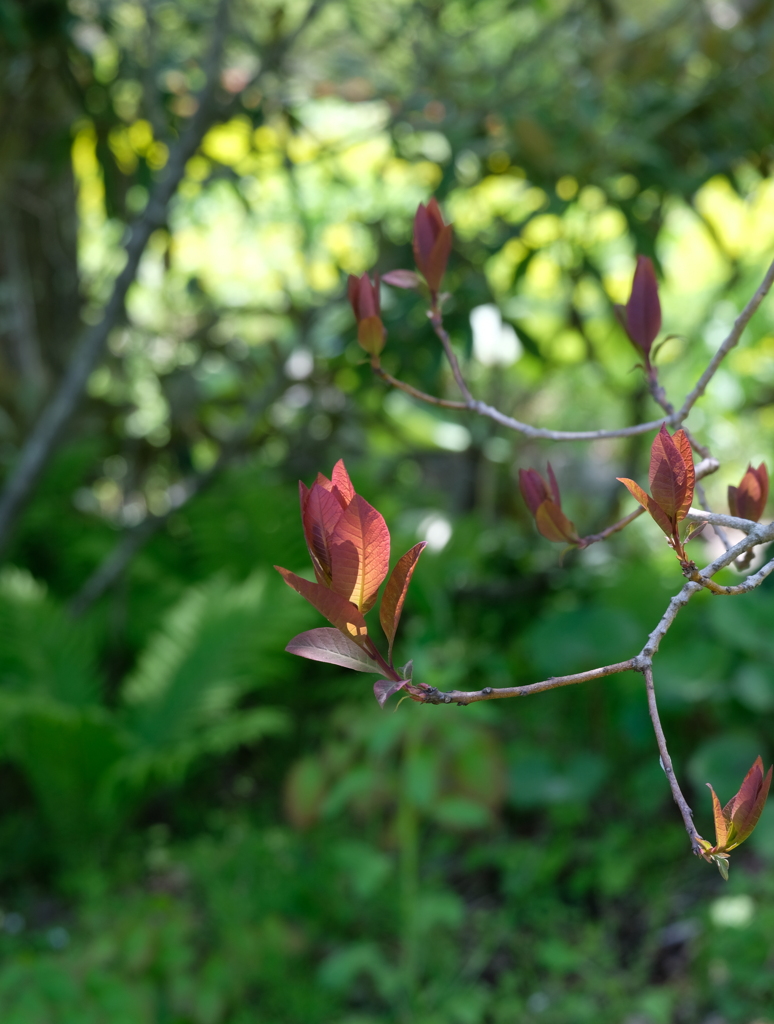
[430, 307, 474, 403]
[372, 364, 468, 410]
[642, 663, 703, 855]
[578, 507, 644, 547]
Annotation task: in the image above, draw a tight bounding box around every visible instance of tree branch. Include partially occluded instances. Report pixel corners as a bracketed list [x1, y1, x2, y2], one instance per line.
[678, 257, 774, 421]
[373, 258, 774, 443]
[416, 659, 637, 705]
[430, 309, 474, 402]
[69, 375, 282, 616]
[373, 359, 679, 437]
[642, 663, 703, 855]
[684, 508, 760, 533]
[693, 553, 774, 596]
[578, 507, 644, 547]
[0, 0, 232, 553]
[372, 366, 468, 410]
[420, 515, 774, 705]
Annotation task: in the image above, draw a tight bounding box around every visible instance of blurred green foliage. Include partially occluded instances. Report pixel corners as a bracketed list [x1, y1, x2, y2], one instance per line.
[2, 1, 774, 1022]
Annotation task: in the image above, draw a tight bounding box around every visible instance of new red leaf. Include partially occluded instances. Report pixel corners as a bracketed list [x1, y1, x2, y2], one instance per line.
[706, 756, 773, 856]
[518, 468, 549, 516]
[729, 463, 769, 522]
[672, 428, 695, 522]
[649, 426, 686, 520]
[274, 566, 369, 646]
[331, 459, 355, 505]
[380, 542, 426, 658]
[617, 477, 674, 537]
[286, 628, 380, 673]
[425, 224, 453, 293]
[725, 755, 773, 844]
[707, 784, 731, 851]
[329, 495, 390, 612]
[374, 678, 408, 708]
[413, 199, 452, 293]
[534, 500, 579, 544]
[546, 463, 561, 506]
[302, 482, 345, 584]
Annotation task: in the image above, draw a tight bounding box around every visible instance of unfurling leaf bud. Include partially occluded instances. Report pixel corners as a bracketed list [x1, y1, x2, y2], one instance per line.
[347, 273, 386, 357]
[699, 755, 773, 879]
[728, 463, 769, 522]
[518, 465, 580, 545]
[614, 256, 662, 369]
[413, 198, 452, 295]
[618, 424, 695, 563]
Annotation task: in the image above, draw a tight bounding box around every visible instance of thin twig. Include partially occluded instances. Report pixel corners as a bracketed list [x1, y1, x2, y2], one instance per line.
[417, 659, 637, 705]
[683, 508, 760, 534]
[468, 399, 674, 441]
[68, 373, 283, 616]
[373, 366, 467, 410]
[0, 0, 232, 553]
[692, 554, 774, 596]
[373, 363, 676, 437]
[578, 507, 644, 547]
[421, 516, 774, 705]
[375, 258, 774, 443]
[678, 257, 774, 421]
[694, 480, 731, 552]
[429, 310, 474, 402]
[642, 664, 703, 855]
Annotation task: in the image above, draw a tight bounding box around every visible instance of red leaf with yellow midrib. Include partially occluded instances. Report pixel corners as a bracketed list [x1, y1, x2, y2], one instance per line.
[329, 495, 390, 613]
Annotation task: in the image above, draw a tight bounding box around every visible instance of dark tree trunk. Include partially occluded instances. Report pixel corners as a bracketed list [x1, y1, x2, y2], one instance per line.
[0, 0, 81, 429]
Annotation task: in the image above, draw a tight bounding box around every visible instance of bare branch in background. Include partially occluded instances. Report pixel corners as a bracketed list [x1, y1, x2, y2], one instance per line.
[69, 375, 284, 616]
[0, 0, 232, 553]
[678, 257, 774, 421]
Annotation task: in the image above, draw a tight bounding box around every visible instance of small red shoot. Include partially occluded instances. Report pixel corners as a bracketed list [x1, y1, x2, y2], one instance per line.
[618, 424, 696, 566]
[728, 463, 769, 522]
[277, 461, 426, 706]
[413, 198, 453, 297]
[615, 255, 661, 372]
[518, 464, 580, 546]
[347, 273, 386, 357]
[380, 542, 426, 660]
[699, 755, 773, 879]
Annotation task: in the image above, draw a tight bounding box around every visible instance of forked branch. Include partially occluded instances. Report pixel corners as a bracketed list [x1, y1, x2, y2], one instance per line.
[371, 257, 774, 444]
[302, 211, 774, 872]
